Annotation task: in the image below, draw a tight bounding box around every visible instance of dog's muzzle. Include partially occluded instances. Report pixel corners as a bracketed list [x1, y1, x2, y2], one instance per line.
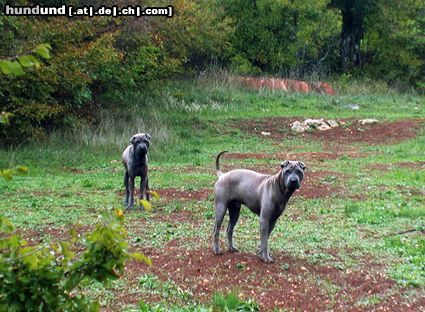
[286, 175, 301, 190]
[135, 143, 148, 154]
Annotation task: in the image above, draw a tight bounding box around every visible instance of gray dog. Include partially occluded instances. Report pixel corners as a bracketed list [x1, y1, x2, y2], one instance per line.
[122, 133, 151, 210]
[213, 151, 305, 263]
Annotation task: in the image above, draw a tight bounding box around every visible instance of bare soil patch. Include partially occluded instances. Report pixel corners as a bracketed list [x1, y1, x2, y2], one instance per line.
[119, 168, 346, 201]
[232, 117, 423, 145]
[158, 188, 211, 202]
[117, 188, 211, 202]
[151, 209, 199, 224]
[297, 171, 346, 199]
[20, 224, 91, 246]
[368, 161, 425, 171]
[109, 245, 423, 311]
[225, 151, 368, 162]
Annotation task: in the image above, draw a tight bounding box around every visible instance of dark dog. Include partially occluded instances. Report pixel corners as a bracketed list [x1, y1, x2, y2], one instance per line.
[122, 133, 151, 210]
[213, 151, 305, 263]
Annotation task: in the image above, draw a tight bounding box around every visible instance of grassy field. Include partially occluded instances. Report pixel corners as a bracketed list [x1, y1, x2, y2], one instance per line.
[1, 76, 424, 311]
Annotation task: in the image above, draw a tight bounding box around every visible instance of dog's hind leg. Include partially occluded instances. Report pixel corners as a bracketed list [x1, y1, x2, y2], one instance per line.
[124, 171, 130, 208]
[227, 201, 241, 252]
[128, 176, 135, 210]
[213, 199, 227, 255]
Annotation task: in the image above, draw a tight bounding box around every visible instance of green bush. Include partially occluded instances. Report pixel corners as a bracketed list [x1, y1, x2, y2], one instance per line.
[213, 293, 259, 312]
[0, 209, 150, 311]
[0, 1, 233, 144]
[229, 55, 261, 75]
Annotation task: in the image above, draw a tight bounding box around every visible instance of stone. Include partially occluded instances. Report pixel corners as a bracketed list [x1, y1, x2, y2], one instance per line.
[318, 123, 331, 131]
[347, 104, 360, 110]
[291, 121, 307, 133]
[304, 118, 325, 127]
[326, 119, 339, 128]
[359, 118, 379, 125]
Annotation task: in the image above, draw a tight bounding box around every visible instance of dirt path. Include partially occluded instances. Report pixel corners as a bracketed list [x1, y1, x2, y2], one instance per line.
[111, 243, 424, 311]
[231, 117, 423, 146]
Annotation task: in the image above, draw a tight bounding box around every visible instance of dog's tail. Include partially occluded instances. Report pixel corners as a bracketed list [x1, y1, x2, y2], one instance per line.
[215, 151, 228, 177]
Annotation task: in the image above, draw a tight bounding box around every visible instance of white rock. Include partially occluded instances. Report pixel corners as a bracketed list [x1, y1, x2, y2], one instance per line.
[318, 124, 331, 131]
[291, 121, 307, 133]
[304, 118, 325, 127]
[347, 104, 360, 110]
[326, 119, 339, 128]
[261, 131, 271, 136]
[358, 118, 379, 125]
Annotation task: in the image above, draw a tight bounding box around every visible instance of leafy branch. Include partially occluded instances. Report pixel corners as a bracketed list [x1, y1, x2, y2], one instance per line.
[0, 43, 52, 76]
[0, 209, 151, 311]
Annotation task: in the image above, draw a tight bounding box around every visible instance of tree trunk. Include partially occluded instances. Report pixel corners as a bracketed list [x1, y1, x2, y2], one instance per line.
[340, 6, 364, 71]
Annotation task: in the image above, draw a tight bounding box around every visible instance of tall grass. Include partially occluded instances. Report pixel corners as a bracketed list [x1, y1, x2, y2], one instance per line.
[195, 67, 401, 96]
[0, 72, 422, 169]
[71, 108, 170, 150]
[0, 105, 172, 169]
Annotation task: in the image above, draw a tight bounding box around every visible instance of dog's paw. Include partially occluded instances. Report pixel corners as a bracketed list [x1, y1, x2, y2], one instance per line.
[260, 255, 274, 263]
[213, 248, 223, 255]
[228, 246, 239, 253]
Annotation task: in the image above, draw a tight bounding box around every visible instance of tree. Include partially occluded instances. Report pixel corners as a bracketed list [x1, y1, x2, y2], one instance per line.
[329, 0, 377, 71]
[362, 0, 424, 87]
[221, 0, 340, 75]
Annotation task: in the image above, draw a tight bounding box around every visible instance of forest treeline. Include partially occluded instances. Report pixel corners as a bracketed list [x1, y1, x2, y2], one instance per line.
[0, 0, 423, 143]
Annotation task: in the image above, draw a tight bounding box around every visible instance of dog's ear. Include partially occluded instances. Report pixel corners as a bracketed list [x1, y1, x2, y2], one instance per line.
[144, 133, 151, 141]
[130, 135, 136, 144]
[298, 161, 306, 170]
[280, 160, 290, 168]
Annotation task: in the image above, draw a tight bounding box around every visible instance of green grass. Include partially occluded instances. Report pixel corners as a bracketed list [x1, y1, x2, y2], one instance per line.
[1, 76, 424, 310]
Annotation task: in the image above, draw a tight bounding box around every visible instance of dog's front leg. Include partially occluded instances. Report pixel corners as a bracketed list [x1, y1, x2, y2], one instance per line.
[141, 177, 149, 202]
[259, 207, 274, 263]
[268, 217, 278, 239]
[139, 174, 148, 203]
[128, 176, 135, 210]
[146, 178, 150, 201]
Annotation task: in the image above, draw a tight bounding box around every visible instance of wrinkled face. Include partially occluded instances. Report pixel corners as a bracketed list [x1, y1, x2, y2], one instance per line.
[281, 160, 305, 191]
[130, 133, 151, 155]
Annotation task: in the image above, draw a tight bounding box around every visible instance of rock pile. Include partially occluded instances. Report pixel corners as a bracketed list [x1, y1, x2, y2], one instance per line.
[290, 118, 342, 133]
[290, 118, 380, 133]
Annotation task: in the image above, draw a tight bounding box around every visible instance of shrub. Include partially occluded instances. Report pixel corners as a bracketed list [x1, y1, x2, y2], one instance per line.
[213, 293, 259, 312]
[0, 209, 150, 311]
